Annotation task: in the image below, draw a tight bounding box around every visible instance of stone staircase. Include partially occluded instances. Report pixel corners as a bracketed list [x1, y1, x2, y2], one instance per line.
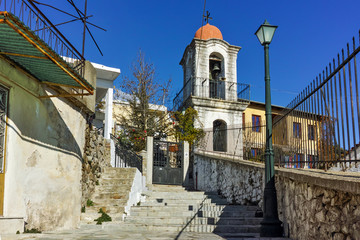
[81, 167, 137, 224]
[119, 184, 263, 238]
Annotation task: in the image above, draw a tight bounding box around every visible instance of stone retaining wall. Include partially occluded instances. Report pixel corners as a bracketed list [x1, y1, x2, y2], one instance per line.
[276, 169, 360, 240]
[194, 151, 264, 205]
[81, 126, 111, 207]
[195, 151, 360, 240]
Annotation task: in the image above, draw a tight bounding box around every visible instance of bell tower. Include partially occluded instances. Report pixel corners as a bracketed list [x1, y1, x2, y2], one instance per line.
[175, 21, 249, 155]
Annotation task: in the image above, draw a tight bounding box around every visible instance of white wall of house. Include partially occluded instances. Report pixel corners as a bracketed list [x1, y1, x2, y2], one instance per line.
[0, 57, 94, 231]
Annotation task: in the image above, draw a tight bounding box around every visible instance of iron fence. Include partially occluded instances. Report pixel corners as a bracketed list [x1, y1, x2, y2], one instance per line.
[173, 77, 250, 111]
[196, 32, 360, 171]
[272, 31, 360, 171]
[111, 135, 143, 172]
[0, 0, 85, 76]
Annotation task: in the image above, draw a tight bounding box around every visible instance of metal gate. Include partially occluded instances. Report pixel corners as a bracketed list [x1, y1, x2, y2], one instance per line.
[153, 141, 183, 185]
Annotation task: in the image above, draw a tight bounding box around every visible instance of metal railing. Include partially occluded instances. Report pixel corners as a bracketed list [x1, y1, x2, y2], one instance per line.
[196, 32, 360, 171]
[173, 77, 250, 111]
[0, 0, 85, 76]
[272, 31, 360, 171]
[111, 135, 143, 172]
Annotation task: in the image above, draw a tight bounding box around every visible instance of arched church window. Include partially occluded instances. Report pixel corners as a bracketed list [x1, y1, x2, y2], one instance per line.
[209, 53, 225, 100]
[213, 120, 227, 152]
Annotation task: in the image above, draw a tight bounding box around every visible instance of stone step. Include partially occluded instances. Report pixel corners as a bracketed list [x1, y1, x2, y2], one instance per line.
[84, 205, 125, 214]
[186, 224, 261, 233]
[92, 192, 129, 200]
[143, 193, 206, 200]
[190, 217, 262, 225]
[91, 198, 128, 207]
[95, 185, 133, 193]
[141, 198, 227, 206]
[197, 210, 257, 218]
[99, 178, 134, 186]
[148, 184, 186, 191]
[103, 167, 137, 175]
[102, 222, 189, 232]
[130, 210, 196, 218]
[208, 232, 261, 238]
[81, 212, 124, 223]
[125, 216, 187, 225]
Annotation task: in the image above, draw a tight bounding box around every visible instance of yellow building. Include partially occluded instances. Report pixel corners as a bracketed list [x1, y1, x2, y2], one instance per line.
[243, 100, 322, 168]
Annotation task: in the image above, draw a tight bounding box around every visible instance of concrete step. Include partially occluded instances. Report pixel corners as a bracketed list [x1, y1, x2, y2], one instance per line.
[125, 216, 187, 225]
[140, 198, 227, 206]
[148, 184, 186, 191]
[130, 210, 196, 218]
[197, 210, 257, 218]
[0, 217, 24, 234]
[102, 222, 188, 232]
[184, 224, 261, 233]
[190, 217, 262, 225]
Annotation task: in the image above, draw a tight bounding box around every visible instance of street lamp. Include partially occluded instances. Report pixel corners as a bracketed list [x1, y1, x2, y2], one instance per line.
[255, 20, 283, 237]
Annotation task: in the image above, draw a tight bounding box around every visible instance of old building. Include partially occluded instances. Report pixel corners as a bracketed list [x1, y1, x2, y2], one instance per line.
[0, 4, 96, 233]
[174, 23, 249, 156]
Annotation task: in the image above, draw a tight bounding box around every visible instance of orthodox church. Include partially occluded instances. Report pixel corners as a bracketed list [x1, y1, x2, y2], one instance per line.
[176, 22, 249, 155]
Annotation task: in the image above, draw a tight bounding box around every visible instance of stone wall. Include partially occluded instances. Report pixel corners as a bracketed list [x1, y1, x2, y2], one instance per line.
[276, 169, 360, 240]
[81, 126, 111, 207]
[194, 151, 264, 205]
[195, 151, 360, 240]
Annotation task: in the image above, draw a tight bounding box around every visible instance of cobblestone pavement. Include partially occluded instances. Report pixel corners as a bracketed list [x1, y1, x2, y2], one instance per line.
[1, 224, 290, 240]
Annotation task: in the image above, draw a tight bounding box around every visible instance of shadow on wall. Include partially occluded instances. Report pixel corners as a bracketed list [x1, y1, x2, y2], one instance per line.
[7, 87, 85, 162]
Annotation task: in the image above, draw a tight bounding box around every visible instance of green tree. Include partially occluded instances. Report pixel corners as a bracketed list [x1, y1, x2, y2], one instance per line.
[114, 51, 171, 151]
[173, 107, 204, 147]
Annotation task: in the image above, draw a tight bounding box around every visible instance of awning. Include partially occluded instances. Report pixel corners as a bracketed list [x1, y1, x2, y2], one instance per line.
[0, 12, 94, 96]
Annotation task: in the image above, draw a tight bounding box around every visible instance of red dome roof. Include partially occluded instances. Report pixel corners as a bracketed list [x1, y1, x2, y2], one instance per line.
[194, 23, 223, 40]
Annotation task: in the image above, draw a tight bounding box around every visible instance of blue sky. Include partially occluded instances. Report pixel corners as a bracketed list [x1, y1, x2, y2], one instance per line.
[39, 0, 360, 108]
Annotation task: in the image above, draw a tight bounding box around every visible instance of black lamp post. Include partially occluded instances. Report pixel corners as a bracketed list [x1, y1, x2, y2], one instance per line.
[255, 20, 283, 237]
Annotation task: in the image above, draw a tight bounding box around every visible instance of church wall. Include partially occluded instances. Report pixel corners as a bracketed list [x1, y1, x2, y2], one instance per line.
[0, 57, 91, 231]
[194, 102, 243, 155]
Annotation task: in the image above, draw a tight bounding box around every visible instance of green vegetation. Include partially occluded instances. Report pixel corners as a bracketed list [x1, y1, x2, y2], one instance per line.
[86, 199, 94, 207]
[94, 208, 112, 225]
[173, 107, 204, 146]
[24, 228, 41, 233]
[81, 206, 86, 213]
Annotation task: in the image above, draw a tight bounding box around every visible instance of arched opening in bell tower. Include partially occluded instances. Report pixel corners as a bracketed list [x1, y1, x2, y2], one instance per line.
[209, 53, 225, 99]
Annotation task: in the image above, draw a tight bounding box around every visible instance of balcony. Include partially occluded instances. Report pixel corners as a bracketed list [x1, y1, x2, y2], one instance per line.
[0, 0, 94, 96]
[173, 77, 250, 111]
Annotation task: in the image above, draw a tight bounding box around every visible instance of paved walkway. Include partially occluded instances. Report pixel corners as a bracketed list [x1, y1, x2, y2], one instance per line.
[0, 223, 289, 240]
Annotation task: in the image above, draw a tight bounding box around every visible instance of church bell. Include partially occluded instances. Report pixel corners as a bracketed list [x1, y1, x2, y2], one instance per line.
[212, 62, 221, 74]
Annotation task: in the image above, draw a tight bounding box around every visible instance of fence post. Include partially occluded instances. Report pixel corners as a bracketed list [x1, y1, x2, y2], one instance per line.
[182, 141, 190, 187]
[146, 136, 153, 186]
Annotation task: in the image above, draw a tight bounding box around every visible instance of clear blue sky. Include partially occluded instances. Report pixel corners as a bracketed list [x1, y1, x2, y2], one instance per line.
[39, 0, 360, 108]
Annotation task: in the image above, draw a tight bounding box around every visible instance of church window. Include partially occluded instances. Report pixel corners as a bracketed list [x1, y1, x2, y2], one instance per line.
[213, 120, 227, 152]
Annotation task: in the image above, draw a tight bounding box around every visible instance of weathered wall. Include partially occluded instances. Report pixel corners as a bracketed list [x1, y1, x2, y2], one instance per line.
[0, 57, 94, 231]
[81, 126, 111, 207]
[194, 151, 264, 205]
[195, 151, 360, 240]
[276, 169, 360, 240]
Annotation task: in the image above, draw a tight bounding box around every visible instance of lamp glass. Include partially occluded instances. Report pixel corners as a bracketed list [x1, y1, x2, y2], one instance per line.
[255, 21, 277, 45]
